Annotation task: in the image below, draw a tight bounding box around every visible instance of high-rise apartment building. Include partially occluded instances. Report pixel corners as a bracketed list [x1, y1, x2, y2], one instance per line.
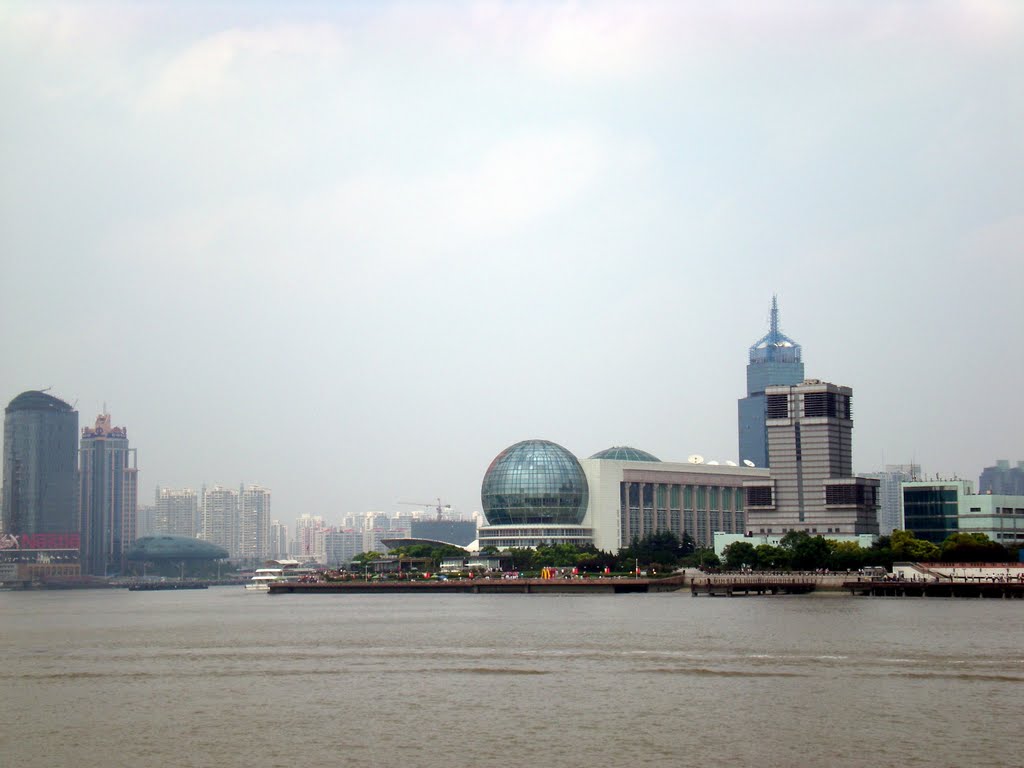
[269, 519, 288, 560]
[238, 484, 271, 564]
[201, 486, 239, 558]
[3, 391, 79, 536]
[861, 464, 921, 535]
[80, 413, 139, 576]
[295, 514, 325, 559]
[155, 487, 198, 537]
[744, 380, 879, 536]
[324, 528, 362, 565]
[979, 460, 1024, 496]
[738, 297, 804, 468]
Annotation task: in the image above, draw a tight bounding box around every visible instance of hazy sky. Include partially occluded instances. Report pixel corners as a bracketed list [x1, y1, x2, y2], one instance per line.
[3, 1, 1022, 530]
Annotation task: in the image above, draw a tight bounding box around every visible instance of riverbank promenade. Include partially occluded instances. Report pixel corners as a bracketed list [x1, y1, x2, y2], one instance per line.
[268, 574, 687, 594]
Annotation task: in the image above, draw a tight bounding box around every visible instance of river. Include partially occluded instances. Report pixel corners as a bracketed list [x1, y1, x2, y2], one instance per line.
[1, 588, 1020, 767]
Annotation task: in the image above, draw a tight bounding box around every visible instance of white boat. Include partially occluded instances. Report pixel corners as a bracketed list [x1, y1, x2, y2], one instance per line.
[245, 568, 284, 591]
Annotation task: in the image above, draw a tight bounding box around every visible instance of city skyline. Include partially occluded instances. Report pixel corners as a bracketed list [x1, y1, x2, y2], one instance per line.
[2, 2, 1022, 531]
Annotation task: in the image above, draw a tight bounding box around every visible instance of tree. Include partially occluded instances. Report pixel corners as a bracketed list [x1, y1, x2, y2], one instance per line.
[940, 532, 1009, 563]
[754, 544, 790, 570]
[779, 531, 831, 570]
[722, 541, 757, 570]
[890, 530, 941, 561]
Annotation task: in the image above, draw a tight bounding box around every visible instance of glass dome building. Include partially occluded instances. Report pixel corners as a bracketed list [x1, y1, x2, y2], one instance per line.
[481, 439, 589, 525]
[588, 446, 661, 462]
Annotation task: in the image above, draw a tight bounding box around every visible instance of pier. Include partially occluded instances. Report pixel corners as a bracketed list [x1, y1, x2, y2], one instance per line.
[844, 579, 1024, 598]
[268, 574, 687, 595]
[690, 576, 817, 596]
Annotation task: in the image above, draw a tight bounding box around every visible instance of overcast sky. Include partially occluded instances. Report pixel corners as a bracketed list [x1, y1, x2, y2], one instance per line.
[2, 1, 1022, 530]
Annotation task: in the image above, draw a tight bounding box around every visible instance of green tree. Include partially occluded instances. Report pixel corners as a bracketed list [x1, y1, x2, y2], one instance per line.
[890, 530, 941, 561]
[754, 544, 790, 570]
[722, 541, 757, 570]
[779, 531, 831, 570]
[940, 532, 1009, 563]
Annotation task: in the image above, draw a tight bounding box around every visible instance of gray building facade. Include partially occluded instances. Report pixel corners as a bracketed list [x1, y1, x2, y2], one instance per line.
[744, 379, 879, 536]
[738, 297, 804, 468]
[979, 460, 1024, 496]
[2, 391, 79, 536]
[79, 413, 138, 576]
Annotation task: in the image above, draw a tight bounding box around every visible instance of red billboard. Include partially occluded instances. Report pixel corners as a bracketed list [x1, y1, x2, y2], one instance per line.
[0, 533, 81, 550]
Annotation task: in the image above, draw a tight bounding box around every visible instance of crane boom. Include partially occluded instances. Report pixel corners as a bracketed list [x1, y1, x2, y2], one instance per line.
[397, 497, 451, 521]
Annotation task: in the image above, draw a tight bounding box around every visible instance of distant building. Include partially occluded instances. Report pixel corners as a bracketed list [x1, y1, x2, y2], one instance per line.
[323, 528, 362, 565]
[902, 480, 1024, 546]
[294, 514, 325, 559]
[979, 460, 1024, 496]
[2, 390, 79, 537]
[861, 464, 921, 536]
[80, 413, 139, 576]
[135, 504, 157, 539]
[737, 297, 804, 468]
[744, 380, 879, 537]
[201, 486, 239, 558]
[155, 487, 198, 537]
[269, 519, 288, 560]
[238, 484, 271, 564]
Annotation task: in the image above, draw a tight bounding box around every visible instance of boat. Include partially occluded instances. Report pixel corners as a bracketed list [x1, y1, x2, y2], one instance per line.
[246, 568, 285, 591]
[129, 581, 208, 591]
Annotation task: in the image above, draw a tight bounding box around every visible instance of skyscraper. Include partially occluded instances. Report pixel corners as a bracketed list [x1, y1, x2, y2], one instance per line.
[744, 379, 879, 536]
[2, 391, 79, 537]
[238, 484, 271, 563]
[79, 412, 139, 576]
[738, 297, 804, 468]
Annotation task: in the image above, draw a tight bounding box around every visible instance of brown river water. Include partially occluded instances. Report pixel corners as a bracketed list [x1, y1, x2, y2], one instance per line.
[1, 587, 1021, 768]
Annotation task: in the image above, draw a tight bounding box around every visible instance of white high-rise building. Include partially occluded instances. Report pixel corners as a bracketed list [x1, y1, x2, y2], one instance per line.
[295, 514, 326, 559]
[324, 529, 362, 565]
[239, 485, 271, 563]
[269, 519, 288, 560]
[201, 486, 239, 558]
[155, 487, 198, 537]
[861, 464, 921, 536]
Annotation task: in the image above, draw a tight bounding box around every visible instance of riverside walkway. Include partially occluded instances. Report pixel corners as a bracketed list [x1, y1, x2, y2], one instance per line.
[844, 579, 1024, 598]
[690, 575, 816, 596]
[268, 573, 687, 595]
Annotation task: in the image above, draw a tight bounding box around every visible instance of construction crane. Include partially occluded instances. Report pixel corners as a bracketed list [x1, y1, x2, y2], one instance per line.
[397, 498, 451, 521]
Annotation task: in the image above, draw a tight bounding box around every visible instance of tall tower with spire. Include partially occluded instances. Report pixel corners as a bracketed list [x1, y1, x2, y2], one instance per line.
[737, 296, 804, 467]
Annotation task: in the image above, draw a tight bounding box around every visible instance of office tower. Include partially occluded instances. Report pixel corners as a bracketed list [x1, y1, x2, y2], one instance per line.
[861, 464, 921, 535]
[2, 391, 79, 536]
[79, 412, 139, 576]
[238, 484, 271, 563]
[744, 379, 879, 536]
[201, 486, 239, 558]
[738, 297, 804, 468]
[979, 460, 1024, 496]
[155, 487, 198, 537]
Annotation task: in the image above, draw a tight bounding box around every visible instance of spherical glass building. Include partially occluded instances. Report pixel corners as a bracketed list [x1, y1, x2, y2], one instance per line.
[480, 439, 589, 526]
[588, 446, 661, 462]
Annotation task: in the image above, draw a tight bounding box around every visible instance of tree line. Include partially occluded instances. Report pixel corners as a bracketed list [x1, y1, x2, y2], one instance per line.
[721, 530, 1018, 572]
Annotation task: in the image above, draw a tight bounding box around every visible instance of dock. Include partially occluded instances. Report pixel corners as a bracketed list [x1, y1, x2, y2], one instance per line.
[268, 574, 686, 595]
[690, 576, 816, 596]
[844, 579, 1024, 598]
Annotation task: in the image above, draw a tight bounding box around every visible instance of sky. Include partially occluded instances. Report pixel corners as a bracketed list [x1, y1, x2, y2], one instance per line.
[2, 1, 1022, 531]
